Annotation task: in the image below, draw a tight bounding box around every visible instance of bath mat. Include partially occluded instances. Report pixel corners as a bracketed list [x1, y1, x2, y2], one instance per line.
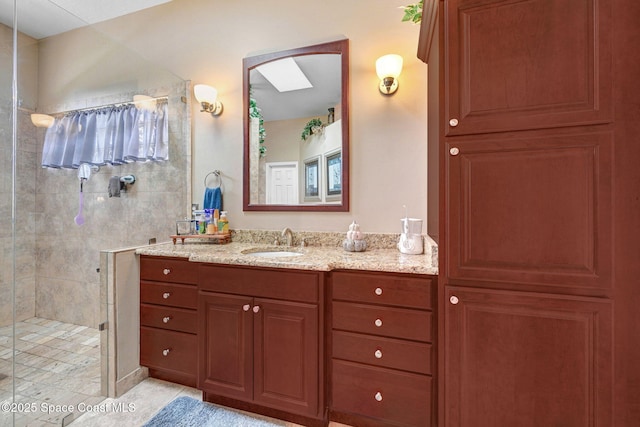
[142, 396, 286, 427]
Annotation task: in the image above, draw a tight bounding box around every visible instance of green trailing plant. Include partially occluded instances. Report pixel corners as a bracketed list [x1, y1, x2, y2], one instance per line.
[248, 95, 266, 157]
[401, 0, 423, 24]
[301, 118, 324, 141]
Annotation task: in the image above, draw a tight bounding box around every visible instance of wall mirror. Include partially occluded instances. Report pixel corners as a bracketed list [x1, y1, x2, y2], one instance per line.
[243, 39, 349, 211]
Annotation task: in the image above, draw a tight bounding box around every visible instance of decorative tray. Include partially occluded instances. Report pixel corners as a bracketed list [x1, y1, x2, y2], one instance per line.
[170, 232, 231, 244]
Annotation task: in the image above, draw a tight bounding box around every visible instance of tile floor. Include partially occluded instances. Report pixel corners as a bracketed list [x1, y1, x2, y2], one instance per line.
[0, 318, 103, 427]
[0, 318, 350, 427]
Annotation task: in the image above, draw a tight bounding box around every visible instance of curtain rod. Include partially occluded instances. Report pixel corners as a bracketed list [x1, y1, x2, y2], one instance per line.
[50, 95, 169, 116]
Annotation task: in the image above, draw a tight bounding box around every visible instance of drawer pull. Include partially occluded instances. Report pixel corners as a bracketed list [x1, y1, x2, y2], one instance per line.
[162, 316, 171, 323]
[374, 349, 383, 359]
[253, 306, 260, 313]
[374, 287, 383, 296]
[243, 304, 251, 312]
[162, 292, 171, 299]
[162, 349, 170, 357]
[163, 268, 171, 275]
[450, 295, 459, 305]
[374, 318, 383, 327]
[374, 392, 383, 402]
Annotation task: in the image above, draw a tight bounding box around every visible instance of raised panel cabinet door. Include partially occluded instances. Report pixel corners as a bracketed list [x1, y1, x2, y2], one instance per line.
[253, 298, 319, 417]
[444, 0, 611, 136]
[446, 132, 612, 294]
[444, 286, 612, 427]
[198, 292, 253, 401]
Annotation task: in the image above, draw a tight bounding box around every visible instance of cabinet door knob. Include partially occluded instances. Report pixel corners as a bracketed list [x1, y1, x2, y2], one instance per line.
[162, 349, 170, 356]
[163, 268, 171, 275]
[450, 295, 459, 305]
[374, 349, 383, 359]
[374, 287, 383, 296]
[449, 118, 459, 127]
[374, 392, 383, 402]
[162, 292, 171, 299]
[374, 318, 383, 327]
[450, 147, 460, 156]
[252, 306, 260, 313]
[162, 316, 171, 323]
[243, 304, 251, 312]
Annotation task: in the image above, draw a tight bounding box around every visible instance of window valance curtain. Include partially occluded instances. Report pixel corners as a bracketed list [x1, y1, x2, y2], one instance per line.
[41, 100, 169, 169]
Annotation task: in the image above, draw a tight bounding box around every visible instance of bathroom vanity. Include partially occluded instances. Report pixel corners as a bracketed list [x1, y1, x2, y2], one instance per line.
[137, 239, 437, 427]
[140, 256, 198, 387]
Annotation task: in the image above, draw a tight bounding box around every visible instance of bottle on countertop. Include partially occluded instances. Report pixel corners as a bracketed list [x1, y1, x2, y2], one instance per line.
[193, 210, 205, 235]
[218, 211, 229, 233]
[198, 212, 206, 234]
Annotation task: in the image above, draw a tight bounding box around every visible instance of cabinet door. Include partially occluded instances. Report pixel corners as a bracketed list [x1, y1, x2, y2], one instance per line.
[253, 298, 319, 417]
[446, 132, 612, 294]
[444, 286, 612, 427]
[198, 292, 253, 401]
[444, 0, 611, 136]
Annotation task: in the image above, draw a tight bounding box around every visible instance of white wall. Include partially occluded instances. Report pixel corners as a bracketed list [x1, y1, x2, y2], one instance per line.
[37, 0, 428, 234]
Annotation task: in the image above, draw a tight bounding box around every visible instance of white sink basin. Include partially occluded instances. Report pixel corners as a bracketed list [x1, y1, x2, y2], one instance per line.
[243, 249, 304, 258]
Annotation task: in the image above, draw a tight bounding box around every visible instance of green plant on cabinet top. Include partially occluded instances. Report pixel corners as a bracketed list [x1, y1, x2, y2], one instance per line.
[301, 118, 324, 141]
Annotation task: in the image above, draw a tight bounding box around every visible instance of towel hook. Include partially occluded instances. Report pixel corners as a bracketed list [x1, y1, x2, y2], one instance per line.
[204, 170, 223, 190]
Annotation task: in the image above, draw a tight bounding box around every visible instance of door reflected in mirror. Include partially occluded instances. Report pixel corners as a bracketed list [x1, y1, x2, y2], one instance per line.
[243, 39, 349, 211]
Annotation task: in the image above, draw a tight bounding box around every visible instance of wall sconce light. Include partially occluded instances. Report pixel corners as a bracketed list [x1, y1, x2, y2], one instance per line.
[376, 54, 403, 95]
[194, 84, 223, 116]
[31, 113, 55, 128]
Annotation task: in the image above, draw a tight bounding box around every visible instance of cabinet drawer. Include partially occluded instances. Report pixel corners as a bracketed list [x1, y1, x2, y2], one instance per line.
[140, 256, 198, 284]
[200, 264, 319, 303]
[332, 271, 434, 309]
[140, 281, 197, 309]
[140, 326, 197, 375]
[140, 304, 197, 333]
[332, 359, 432, 427]
[333, 301, 432, 342]
[333, 331, 432, 375]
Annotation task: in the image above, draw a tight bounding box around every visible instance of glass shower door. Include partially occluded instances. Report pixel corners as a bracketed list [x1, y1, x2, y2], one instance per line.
[0, 1, 17, 426]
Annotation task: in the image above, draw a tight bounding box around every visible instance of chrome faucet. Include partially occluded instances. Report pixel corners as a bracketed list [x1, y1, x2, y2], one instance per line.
[281, 227, 294, 246]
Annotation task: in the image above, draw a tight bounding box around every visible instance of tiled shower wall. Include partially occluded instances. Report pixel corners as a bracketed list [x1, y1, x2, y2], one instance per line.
[0, 24, 38, 327]
[34, 83, 191, 328]
[1, 22, 191, 328]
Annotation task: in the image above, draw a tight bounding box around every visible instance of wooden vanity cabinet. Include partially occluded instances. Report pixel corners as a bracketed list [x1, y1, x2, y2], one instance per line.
[444, 286, 612, 427]
[198, 264, 325, 427]
[329, 270, 436, 427]
[417, 0, 634, 424]
[139, 256, 198, 387]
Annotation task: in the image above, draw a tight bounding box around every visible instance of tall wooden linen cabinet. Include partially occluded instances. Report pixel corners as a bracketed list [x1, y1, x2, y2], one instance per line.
[418, 1, 640, 426]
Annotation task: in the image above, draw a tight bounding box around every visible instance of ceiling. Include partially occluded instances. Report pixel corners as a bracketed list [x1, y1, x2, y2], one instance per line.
[250, 54, 342, 122]
[0, 0, 172, 39]
[1, 0, 340, 123]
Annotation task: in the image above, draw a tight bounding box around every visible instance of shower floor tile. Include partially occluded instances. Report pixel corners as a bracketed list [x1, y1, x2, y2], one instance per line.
[0, 317, 102, 427]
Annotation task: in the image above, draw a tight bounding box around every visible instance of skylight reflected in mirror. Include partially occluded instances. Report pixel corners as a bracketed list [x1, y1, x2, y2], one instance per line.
[256, 57, 313, 92]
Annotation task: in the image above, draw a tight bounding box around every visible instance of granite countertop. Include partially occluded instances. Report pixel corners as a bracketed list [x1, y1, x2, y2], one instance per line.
[136, 232, 438, 276]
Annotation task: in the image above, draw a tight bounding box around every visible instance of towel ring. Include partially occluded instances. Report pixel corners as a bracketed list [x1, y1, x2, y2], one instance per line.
[204, 170, 223, 190]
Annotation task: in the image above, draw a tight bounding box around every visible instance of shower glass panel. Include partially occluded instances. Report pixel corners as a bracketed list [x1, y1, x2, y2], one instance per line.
[1, 1, 189, 425]
[0, 3, 17, 426]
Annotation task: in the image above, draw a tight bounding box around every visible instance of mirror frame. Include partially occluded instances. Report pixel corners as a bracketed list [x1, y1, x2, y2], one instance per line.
[242, 39, 350, 212]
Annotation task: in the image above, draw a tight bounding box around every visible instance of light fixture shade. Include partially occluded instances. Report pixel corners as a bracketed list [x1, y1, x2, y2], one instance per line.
[31, 113, 55, 128]
[194, 84, 218, 104]
[376, 54, 403, 79]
